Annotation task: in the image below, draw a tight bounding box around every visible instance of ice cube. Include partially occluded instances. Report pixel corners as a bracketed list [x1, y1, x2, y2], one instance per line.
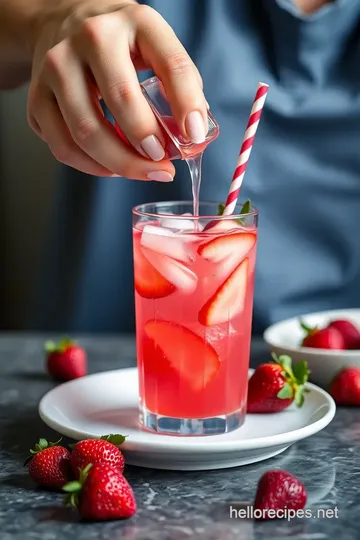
[141, 224, 194, 263]
[143, 248, 198, 295]
[160, 213, 195, 231]
[204, 324, 237, 345]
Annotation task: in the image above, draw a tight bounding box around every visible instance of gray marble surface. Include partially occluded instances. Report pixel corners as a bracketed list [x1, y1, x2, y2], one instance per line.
[0, 333, 359, 540]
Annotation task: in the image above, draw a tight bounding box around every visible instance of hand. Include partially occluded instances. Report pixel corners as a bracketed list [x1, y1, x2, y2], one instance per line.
[27, 0, 207, 180]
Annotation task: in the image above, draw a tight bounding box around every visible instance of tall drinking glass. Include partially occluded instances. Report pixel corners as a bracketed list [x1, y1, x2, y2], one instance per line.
[132, 201, 258, 436]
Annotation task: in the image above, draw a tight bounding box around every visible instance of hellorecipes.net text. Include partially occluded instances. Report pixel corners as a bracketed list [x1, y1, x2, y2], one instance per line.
[229, 505, 339, 521]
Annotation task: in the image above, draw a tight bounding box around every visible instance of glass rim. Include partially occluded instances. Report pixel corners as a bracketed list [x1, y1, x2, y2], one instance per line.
[132, 200, 258, 220]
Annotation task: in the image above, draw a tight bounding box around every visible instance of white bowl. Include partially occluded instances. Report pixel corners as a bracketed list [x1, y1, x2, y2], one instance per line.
[263, 308, 360, 389]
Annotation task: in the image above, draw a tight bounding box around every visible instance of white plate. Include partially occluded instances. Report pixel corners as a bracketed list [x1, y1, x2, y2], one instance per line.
[264, 308, 360, 388]
[39, 368, 335, 471]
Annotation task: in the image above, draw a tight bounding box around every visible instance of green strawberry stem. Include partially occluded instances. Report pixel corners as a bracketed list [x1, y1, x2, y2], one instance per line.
[299, 320, 318, 336]
[217, 199, 251, 222]
[24, 437, 63, 466]
[271, 353, 310, 407]
[44, 337, 76, 354]
[63, 463, 92, 508]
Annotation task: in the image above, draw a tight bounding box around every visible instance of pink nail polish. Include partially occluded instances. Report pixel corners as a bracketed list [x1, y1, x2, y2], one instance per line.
[147, 171, 173, 183]
[185, 111, 206, 144]
[140, 135, 165, 161]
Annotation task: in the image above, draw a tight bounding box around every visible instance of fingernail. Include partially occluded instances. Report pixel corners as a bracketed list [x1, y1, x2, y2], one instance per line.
[140, 135, 165, 161]
[147, 171, 173, 182]
[185, 111, 206, 144]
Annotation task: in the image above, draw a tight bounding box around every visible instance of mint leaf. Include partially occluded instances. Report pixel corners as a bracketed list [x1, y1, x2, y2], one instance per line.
[240, 200, 251, 215]
[218, 203, 225, 216]
[217, 199, 252, 224]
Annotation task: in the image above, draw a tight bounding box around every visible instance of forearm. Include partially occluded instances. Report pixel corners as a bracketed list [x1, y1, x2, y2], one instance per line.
[0, 0, 137, 90]
[0, 0, 42, 88]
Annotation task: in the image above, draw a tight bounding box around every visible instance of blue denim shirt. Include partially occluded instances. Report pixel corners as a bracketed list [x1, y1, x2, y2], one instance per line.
[32, 0, 360, 333]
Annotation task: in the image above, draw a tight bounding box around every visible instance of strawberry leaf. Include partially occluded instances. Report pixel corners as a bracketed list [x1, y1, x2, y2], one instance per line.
[44, 341, 57, 353]
[58, 337, 76, 352]
[49, 437, 63, 447]
[292, 361, 310, 385]
[277, 355, 293, 375]
[45, 337, 76, 354]
[100, 434, 127, 446]
[79, 463, 92, 482]
[38, 438, 48, 450]
[300, 319, 317, 336]
[62, 481, 82, 493]
[63, 464, 92, 508]
[26, 437, 64, 464]
[295, 386, 305, 407]
[271, 353, 294, 379]
[277, 383, 293, 399]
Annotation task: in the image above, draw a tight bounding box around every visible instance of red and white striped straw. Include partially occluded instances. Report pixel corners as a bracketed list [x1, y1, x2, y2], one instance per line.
[222, 82, 269, 216]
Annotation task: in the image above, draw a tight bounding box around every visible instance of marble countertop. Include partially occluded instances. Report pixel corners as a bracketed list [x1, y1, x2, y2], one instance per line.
[0, 333, 358, 540]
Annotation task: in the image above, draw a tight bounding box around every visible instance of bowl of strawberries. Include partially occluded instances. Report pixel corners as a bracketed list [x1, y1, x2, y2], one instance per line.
[263, 308, 360, 389]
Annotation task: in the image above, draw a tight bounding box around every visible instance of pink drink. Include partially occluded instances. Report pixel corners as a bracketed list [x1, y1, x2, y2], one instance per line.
[133, 202, 258, 435]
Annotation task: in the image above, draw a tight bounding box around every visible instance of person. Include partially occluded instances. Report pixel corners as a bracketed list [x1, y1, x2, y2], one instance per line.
[1, 0, 360, 333]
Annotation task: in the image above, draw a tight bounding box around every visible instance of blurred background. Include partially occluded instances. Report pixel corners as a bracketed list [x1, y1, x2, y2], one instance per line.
[0, 87, 57, 331]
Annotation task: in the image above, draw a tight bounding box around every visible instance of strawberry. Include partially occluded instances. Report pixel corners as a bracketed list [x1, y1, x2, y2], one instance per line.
[26, 438, 73, 490]
[63, 464, 136, 521]
[300, 321, 345, 350]
[328, 320, 360, 349]
[71, 434, 126, 478]
[198, 258, 249, 326]
[254, 469, 307, 519]
[133, 233, 175, 299]
[247, 354, 310, 413]
[45, 337, 87, 381]
[144, 320, 220, 390]
[329, 367, 360, 405]
[198, 230, 256, 264]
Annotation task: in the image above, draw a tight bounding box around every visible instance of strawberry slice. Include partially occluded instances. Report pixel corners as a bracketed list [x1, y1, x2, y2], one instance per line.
[144, 320, 220, 390]
[199, 259, 249, 326]
[144, 249, 198, 295]
[198, 231, 256, 262]
[133, 236, 175, 299]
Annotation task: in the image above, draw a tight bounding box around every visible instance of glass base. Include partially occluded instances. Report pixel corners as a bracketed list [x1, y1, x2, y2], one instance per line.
[140, 406, 245, 436]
